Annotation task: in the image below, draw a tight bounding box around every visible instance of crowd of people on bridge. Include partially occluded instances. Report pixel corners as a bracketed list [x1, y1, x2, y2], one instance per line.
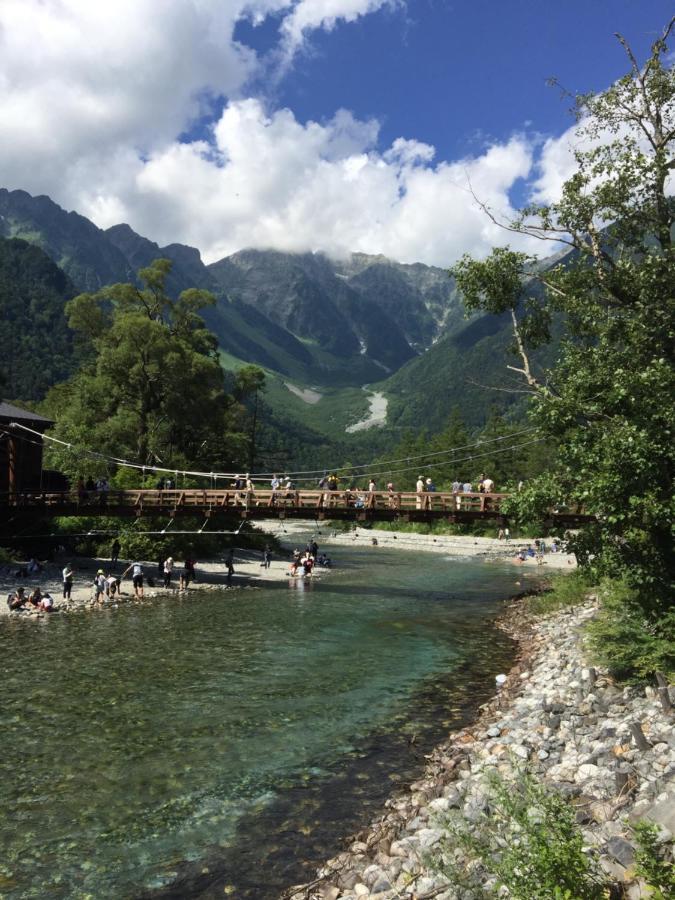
[219, 471, 500, 510]
[63, 469, 501, 510]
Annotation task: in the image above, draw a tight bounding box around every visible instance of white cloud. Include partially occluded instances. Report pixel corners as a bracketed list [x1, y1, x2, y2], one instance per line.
[112, 99, 538, 265]
[280, 0, 397, 52]
[0, 0, 545, 267]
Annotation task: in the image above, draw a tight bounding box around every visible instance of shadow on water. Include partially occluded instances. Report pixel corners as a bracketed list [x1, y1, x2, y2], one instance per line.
[140, 626, 515, 900]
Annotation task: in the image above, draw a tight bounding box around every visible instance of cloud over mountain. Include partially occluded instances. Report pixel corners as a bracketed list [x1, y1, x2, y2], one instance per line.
[0, 0, 572, 266]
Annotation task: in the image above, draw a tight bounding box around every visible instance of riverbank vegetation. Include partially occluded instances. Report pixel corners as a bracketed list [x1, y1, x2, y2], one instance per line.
[432, 769, 673, 900]
[450, 22, 675, 680]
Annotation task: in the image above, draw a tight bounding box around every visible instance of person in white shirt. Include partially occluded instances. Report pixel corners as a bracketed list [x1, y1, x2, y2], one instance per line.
[62, 563, 74, 599]
[121, 561, 144, 598]
[163, 556, 173, 589]
[93, 570, 106, 604]
[415, 476, 425, 509]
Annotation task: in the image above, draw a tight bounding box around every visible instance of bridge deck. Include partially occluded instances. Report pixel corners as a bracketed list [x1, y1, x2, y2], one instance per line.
[0, 489, 590, 525]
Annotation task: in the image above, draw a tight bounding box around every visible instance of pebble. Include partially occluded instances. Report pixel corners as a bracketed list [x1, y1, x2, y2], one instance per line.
[288, 602, 675, 900]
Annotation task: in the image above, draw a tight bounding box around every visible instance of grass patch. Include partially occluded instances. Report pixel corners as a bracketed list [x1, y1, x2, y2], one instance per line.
[263, 377, 371, 436]
[527, 569, 595, 615]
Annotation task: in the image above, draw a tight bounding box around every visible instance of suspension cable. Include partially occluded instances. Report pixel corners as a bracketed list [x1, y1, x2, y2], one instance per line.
[9, 421, 542, 483]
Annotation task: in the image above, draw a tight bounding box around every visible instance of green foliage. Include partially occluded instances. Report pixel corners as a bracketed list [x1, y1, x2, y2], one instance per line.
[40, 259, 253, 479]
[451, 24, 675, 609]
[433, 769, 607, 899]
[586, 578, 675, 681]
[51, 515, 277, 563]
[0, 237, 77, 399]
[632, 820, 675, 899]
[527, 570, 593, 615]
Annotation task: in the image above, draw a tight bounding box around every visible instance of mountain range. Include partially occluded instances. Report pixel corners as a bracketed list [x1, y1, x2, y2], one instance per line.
[0, 187, 556, 445]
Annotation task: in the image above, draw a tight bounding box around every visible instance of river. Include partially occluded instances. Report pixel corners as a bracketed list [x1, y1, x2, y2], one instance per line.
[0, 548, 520, 899]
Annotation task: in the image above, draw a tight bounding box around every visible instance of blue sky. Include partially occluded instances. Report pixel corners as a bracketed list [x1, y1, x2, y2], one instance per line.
[238, 1, 671, 160]
[1, 0, 672, 264]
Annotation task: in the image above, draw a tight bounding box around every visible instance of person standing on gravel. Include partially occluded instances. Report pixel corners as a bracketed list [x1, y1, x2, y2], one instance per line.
[62, 563, 74, 599]
[163, 556, 173, 588]
[121, 561, 144, 599]
[225, 550, 235, 585]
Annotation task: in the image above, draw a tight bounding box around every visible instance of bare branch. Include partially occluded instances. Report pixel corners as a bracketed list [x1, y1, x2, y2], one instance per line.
[465, 376, 539, 396]
[509, 308, 544, 392]
[615, 30, 646, 80]
[465, 177, 576, 247]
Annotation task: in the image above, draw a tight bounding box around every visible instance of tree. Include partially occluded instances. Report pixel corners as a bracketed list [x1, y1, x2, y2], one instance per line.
[42, 259, 251, 479]
[452, 20, 675, 608]
[233, 364, 266, 472]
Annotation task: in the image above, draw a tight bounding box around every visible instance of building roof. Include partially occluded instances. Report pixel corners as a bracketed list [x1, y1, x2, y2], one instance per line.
[0, 401, 54, 426]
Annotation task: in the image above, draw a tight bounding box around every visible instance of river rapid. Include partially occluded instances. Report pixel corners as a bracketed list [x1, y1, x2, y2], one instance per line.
[0, 548, 524, 899]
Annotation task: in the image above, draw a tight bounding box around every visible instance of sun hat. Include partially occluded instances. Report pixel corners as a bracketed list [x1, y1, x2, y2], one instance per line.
[97, 569, 104, 574]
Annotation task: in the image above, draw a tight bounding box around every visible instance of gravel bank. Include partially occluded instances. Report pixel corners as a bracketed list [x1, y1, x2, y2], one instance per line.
[262, 523, 578, 570]
[0, 549, 316, 619]
[283, 600, 675, 900]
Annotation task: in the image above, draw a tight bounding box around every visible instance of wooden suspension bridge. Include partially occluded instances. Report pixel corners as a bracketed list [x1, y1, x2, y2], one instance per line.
[0, 488, 591, 526]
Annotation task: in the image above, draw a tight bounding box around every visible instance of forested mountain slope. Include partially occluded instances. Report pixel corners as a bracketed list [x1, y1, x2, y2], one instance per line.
[0, 237, 77, 399]
[0, 185, 569, 437]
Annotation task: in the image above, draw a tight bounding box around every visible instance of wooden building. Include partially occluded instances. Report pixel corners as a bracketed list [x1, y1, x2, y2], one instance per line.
[0, 401, 55, 494]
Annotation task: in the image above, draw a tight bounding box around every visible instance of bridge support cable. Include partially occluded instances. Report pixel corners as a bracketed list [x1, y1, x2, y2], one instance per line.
[8, 420, 544, 486]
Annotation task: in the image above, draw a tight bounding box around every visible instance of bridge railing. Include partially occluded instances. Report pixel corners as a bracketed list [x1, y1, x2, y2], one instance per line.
[0, 488, 509, 514]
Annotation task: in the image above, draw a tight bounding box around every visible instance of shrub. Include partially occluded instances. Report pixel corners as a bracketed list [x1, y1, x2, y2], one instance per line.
[632, 820, 675, 899]
[586, 578, 675, 681]
[432, 769, 607, 899]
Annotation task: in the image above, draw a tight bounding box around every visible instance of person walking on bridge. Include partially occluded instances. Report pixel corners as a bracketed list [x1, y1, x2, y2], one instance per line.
[416, 475, 425, 509]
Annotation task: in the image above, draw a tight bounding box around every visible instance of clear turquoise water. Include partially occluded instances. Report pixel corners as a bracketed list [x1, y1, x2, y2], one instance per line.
[0, 548, 523, 899]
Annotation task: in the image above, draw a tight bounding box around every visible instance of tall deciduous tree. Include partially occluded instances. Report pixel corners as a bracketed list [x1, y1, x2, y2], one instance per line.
[42, 259, 251, 477]
[452, 21, 675, 608]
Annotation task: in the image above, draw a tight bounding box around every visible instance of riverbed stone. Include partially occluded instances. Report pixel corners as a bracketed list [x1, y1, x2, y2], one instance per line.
[606, 836, 635, 868]
[288, 601, 674, 900]
[575, 763, 601, 782]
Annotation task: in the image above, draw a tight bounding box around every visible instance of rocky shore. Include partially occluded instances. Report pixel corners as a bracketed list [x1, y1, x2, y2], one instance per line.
[283, 600, 674, 900]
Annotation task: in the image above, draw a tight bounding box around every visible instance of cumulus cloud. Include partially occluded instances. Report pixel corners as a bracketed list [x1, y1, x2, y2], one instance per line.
[111, 100, 538, 265]
[0, 0, 544, 267]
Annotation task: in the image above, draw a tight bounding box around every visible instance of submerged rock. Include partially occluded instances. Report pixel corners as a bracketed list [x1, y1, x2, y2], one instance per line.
[287, 601, 675, 900]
